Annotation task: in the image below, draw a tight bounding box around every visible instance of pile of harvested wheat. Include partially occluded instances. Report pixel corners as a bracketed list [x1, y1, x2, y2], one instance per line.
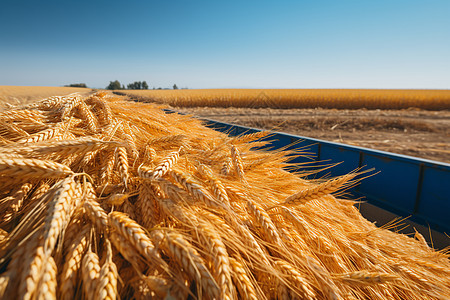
[0, 92, 448, 300]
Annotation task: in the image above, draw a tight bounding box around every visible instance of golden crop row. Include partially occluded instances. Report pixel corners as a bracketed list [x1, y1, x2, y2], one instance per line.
[121, 89, 450, 110]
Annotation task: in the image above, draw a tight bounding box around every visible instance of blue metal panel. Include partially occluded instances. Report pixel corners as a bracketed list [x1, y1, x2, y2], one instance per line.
[317, 143, 361, 176]
[358, 153, 420, 215]
[416, 166, 450, 232]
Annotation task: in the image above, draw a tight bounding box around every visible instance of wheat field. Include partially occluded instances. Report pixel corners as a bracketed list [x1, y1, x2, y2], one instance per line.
[121, 88, 450, 110]
[0, 91, 449, 299]
[0, 86, 92, 110]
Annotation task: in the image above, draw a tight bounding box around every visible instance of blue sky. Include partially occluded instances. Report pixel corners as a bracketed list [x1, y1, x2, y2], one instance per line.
[1, 0, 449, 89]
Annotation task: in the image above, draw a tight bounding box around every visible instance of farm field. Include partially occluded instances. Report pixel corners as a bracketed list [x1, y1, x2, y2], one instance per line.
[121, 90, 450, 163]
[1, 87, 448, 162]
[121, 88, 450, 110]
[0, 86, 92, 109]
[174, 107, 450, 163]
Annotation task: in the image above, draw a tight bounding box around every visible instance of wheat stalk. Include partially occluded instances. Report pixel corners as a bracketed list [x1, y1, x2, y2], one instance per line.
[336, 270, 399, 285]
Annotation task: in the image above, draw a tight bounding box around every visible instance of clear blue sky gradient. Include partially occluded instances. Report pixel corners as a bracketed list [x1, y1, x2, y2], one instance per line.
[1, 0, 449, 89]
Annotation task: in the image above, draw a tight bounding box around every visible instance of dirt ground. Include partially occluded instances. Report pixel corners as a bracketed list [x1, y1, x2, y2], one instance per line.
[173, 106, 450, 163]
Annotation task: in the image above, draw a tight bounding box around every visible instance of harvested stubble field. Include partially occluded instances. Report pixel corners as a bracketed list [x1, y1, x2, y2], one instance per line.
[121, 89, 450, 163]
[0, 90, 449, 299]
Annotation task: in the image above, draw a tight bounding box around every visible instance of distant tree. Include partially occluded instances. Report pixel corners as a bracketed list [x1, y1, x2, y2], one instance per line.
[173, 84, 178, 90]
[127, 81, 147, 89]
[106, 80, 122, 90]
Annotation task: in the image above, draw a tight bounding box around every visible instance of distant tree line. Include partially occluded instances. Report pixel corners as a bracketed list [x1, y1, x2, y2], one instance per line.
[106, 80, 183, 90]
[64, 83, 88, 88]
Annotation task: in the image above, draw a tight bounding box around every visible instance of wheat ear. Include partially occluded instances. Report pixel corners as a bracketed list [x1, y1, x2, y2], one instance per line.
[17, 232, 46, 300]
[246, 199, 282, 244]
[81, 247, 101, 300]
[94, 239, 118, 300]
[2, 183, 32, 224]
[135, 183, 161, 228]
[231, 145, 247, 183]
[59, 225, 89, 300]
[169, 169, 225, 209]
[0, 109, 44, 122]
[59, 94, 82, 120]
[109, 230, 145, 273]
[162, 204, 233, 300]
[107, 211, 168, 271]
[221, 157, 233, 176]
[274, 259, 315, 300]
[42, 176, 82, 256]
[35, 255, 57, 300]
[116, 146, 129, 187]
[138, 147, 182, 179]
[229, 257, 258, 300]
[83, 195, 108, 233]
[276, 173, 356, 208]
[76, 101, 99, 132]
[16, 122, 66, 144]
[151, 230, 220, 300]
[198, 163, 230, 205]
[99, 150, 116, 184]
[22, 138, 120, 158]
[143, 145, 157, 163]
[0, 156, 74, 180]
